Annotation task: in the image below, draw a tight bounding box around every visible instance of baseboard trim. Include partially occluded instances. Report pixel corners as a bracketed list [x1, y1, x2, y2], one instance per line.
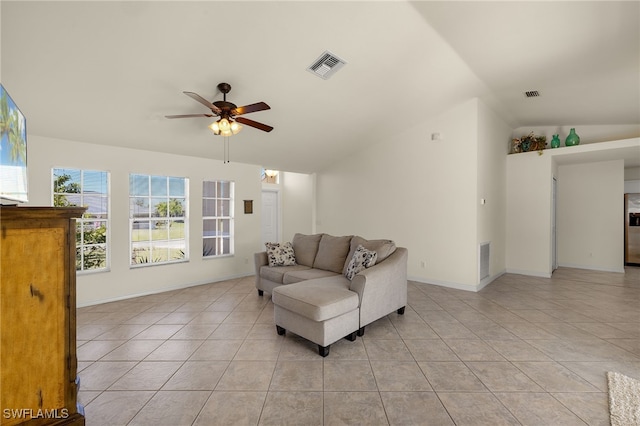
[478, 269, 506, 291]
[505, 268, 552, 278]
[557, 263, 625, 274]
[408, 270, 505, 293]
[77, 273, 254, 308]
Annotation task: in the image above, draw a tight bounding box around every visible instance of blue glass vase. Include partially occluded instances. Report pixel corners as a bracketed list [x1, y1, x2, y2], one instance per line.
[565, 128, 580, 146]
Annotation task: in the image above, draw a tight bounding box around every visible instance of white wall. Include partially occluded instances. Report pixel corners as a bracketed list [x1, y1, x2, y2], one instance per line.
[27, 135, 263, 306]
[477, 100, 512, 284]
[625, 167, 640, 181]
[557, 160, 624, 272]
[506, 139, 636, 276]
[506, 151, 554, 276]
[316, 98, 494, 290]
[281, 171, 314, 241]
[625, 180, 640, 193]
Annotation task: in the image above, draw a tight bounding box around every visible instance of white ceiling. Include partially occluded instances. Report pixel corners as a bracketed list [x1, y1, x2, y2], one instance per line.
[2, 1, 639, 173]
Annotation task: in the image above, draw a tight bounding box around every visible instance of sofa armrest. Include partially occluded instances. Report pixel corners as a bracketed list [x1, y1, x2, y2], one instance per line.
[254, 251, 268, 286]
[349, 247, 408, 327]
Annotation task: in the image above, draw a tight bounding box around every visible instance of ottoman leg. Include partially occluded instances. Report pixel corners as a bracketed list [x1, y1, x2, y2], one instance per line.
[397, 306, 406, 315]
[318, 345, 330, 357]
[258, 289, 264, 296]
[276, 325, 286, 336]
[344, 331, 357, 342]
[357, 327, 365, 337]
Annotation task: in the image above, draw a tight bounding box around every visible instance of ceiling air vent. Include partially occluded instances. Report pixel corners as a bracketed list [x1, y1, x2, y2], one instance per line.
[525, 90, 540, 98]
[307, 51, 347, 80]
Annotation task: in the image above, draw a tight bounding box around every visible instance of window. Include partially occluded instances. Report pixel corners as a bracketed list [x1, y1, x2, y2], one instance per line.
[203, 180, 234, 257]
[52, 168, 109, 272]
[129, 174, 188, 266]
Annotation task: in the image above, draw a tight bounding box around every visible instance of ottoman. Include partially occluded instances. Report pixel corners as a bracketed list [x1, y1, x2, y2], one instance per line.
[272, 277, 360, 357]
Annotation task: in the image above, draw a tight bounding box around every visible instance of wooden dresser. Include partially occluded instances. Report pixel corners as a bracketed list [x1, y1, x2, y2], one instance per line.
[0, 206, 85, 425]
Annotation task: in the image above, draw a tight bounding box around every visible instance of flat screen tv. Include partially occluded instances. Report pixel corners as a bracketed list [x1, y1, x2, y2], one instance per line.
[0, 84, 28, 205]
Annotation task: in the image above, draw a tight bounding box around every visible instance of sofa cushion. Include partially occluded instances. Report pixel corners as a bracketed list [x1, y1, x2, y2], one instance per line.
[283, 268, 340, 284]
[343, 236, 396, 274]
[272, 278, 359, 322]
[313, 234, 352, 274]
[345, 245, 378, 280]
[265, 242, 297, 266]
[260, 265, 311, 284]
[291, 233, 323, 267]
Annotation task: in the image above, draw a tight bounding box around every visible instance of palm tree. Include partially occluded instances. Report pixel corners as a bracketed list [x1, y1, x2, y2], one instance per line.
[0, 90, 27, 165]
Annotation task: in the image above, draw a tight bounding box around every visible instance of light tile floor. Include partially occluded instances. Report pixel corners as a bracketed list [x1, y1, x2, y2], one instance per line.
[77, 267, 640, 425]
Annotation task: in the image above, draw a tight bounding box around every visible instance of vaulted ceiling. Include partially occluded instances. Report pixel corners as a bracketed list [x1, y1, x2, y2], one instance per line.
[2, 1, 638, 173]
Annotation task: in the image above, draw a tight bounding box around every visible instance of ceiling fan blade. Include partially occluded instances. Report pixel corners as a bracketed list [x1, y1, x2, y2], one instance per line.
[232, 102, 271, 116]
[183, 91, 222, 114]
[235, 116, 273, 132]
[165, 113, 214, 119]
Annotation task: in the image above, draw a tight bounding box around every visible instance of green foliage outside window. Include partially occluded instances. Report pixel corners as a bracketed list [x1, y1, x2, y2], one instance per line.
[129, 174, 187, 266]
[53, 169, 109, 272]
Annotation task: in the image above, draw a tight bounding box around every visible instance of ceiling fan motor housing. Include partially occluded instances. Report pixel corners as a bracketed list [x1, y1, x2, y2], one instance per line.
[213, 101, 238, 117]
[217, 82, 232, 94]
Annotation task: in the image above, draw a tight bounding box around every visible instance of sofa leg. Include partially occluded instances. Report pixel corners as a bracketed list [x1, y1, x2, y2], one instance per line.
[318, 345, 330, 357]
[357, 327, 365, 337]
[397, 306, 406, 315]
[258, 289, 264, 296]
[344, 331, 357, 342]
[276, 325, 286, 336]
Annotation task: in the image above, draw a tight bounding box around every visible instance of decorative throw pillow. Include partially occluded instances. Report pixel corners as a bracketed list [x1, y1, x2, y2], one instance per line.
[345, 245, 377, 280]
[265, 242, 297, 267]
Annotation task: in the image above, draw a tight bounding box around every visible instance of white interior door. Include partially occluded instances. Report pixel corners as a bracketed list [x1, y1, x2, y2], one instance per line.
[261, 190, 279, 245]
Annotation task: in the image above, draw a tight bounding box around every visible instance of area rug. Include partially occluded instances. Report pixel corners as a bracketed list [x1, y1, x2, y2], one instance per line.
[607, 371, 640, 426]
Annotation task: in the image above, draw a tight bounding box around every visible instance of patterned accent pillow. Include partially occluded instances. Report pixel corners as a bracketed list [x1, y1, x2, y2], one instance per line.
[265, 242, 297, 267]
[345, 245, 377, 280]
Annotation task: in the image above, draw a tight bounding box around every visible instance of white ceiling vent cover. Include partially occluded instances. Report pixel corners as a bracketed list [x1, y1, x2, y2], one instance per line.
[307, 51, 347, 80]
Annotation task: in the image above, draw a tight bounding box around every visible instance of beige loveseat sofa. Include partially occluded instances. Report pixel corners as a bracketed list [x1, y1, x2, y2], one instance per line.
[254, 233, 408, 356]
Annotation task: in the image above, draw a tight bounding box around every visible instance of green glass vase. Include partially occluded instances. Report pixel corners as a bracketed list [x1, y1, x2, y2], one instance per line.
[551, 134, 560, 148]
[565, 128, 580, 146]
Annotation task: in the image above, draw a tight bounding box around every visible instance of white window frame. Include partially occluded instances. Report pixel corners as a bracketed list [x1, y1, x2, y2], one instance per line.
[203, 180, 234, 258]
[52, 168, 110, 273]
[129, 173, 189, 267]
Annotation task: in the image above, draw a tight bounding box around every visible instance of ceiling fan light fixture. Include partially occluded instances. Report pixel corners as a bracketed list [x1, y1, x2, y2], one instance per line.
[209, 121, 220, 134]
[219, 118, 230, 131]
[209, 118, 242, 136]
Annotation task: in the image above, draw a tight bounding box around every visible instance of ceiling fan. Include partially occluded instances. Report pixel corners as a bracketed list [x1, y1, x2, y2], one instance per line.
[166, 82, 273, 136]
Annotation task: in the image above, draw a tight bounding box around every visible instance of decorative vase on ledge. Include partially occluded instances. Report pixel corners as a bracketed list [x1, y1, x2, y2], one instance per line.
[565, 128, 580, 146]
[551, 134, 561, 148]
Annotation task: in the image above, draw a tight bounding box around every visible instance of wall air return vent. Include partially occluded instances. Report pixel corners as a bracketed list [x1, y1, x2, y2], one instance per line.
[307, 51, 347, 80]
[479, 242, 490, 281]
[525, 90, 540, 97]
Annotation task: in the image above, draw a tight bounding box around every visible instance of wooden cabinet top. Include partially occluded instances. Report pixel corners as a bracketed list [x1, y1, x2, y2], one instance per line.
[0, 206, 86, 221]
